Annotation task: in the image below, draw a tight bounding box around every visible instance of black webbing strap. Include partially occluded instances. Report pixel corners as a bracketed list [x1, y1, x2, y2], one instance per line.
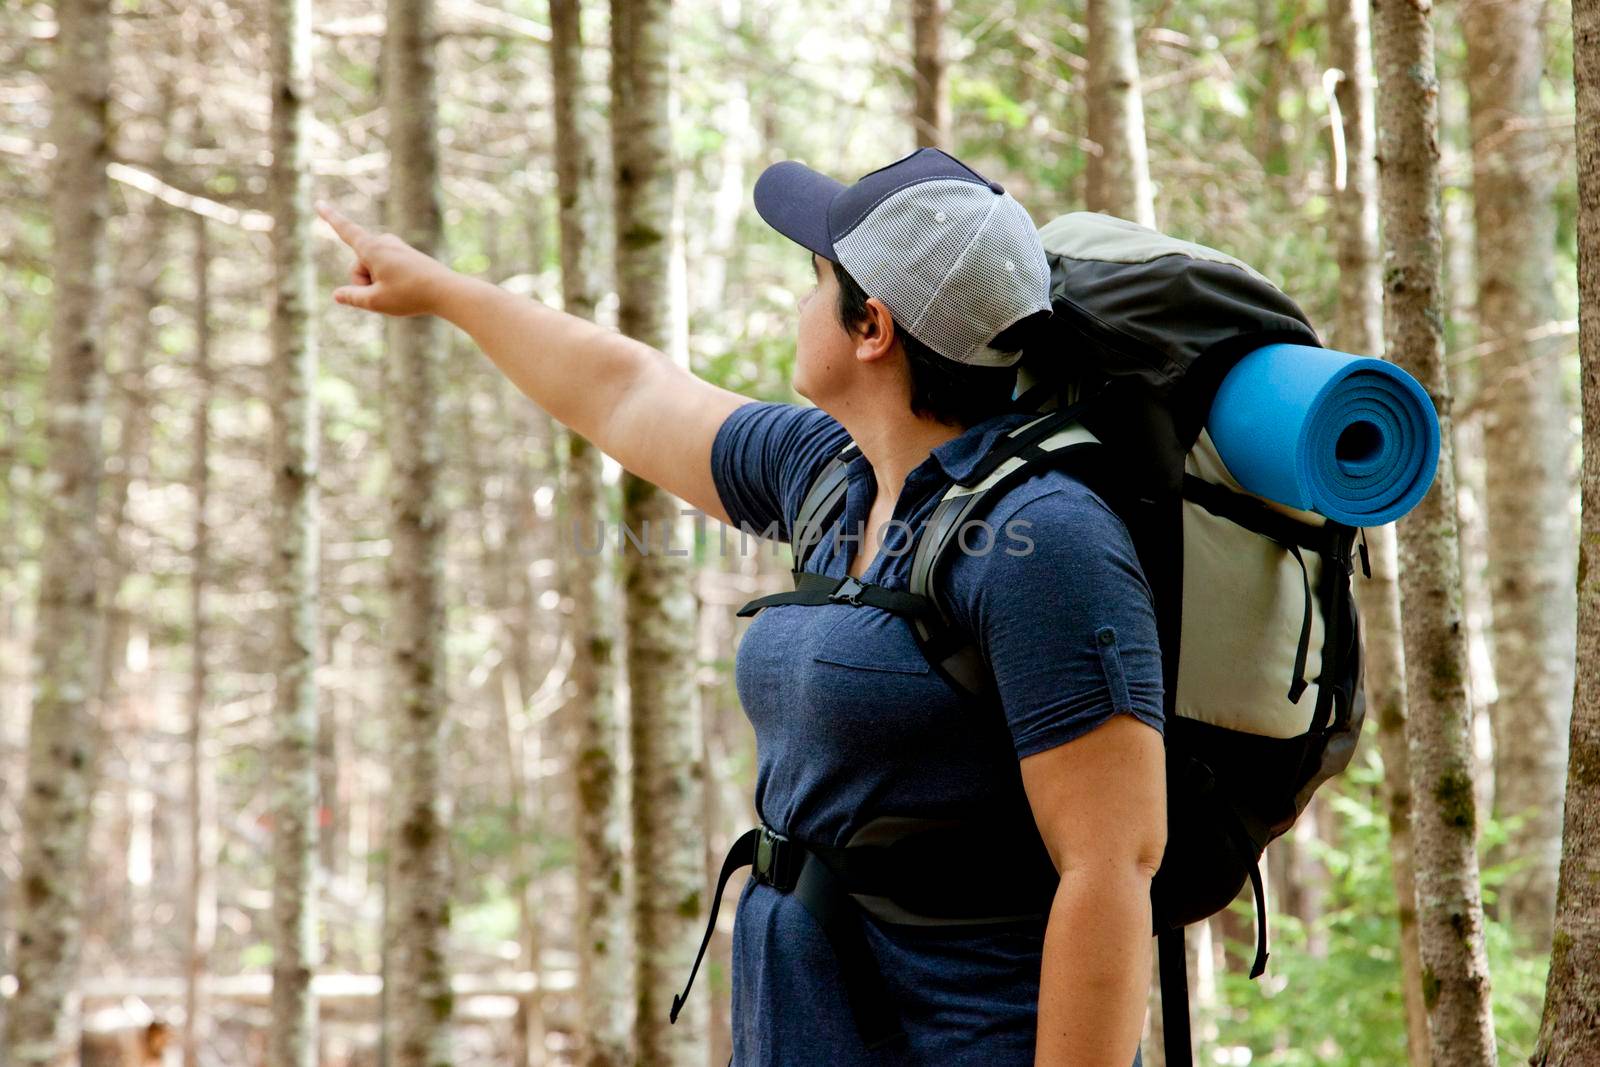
[1285, 544, 1313, 704]
[736, 571, 938, 622]
[671, 825, 906, 1051]
[1222, 816, 1271, 980]
[1158, 927, 1192, 1067]
[672, 827, 764, 1025]
[1157, 819, 1270, 1067]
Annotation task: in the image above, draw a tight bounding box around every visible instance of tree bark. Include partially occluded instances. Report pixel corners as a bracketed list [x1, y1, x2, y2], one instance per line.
[268, 0, 322, 1060]
[1, 0, 110, 1060]
[384, 0, 453, 1062]
[1328, 0, 1429, 1059]
[1462, 0, 1575, 953]
[551, 0, 632, 1060]
[910, 0, 949, 150]
[182, 209, 219, 1067]
[1530, 0, 1600, 1058]
[1372, 1, 1499, 1062]
[1367, 524, 1433, 1067]
[1083, 0, 1155, 227]
[95, 193, 165, 964]
[611, 0, 706, 1062]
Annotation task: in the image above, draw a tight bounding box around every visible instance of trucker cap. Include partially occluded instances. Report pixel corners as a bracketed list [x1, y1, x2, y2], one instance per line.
[753, 146, 1052, 367]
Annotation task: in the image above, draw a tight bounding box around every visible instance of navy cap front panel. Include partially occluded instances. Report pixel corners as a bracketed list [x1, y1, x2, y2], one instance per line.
[825, 147, 1002, 244]
[752, 159, 847, 260]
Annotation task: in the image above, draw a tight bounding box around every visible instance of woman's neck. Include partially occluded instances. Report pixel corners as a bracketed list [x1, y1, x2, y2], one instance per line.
[837, 410, 966, 505]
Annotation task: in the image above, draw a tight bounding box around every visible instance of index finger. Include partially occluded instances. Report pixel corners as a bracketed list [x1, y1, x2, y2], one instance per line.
[315, 200, 372, 252]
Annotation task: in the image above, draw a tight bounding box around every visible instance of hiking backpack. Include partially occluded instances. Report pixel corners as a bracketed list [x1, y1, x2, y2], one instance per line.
[732, 212, 1370, 1066]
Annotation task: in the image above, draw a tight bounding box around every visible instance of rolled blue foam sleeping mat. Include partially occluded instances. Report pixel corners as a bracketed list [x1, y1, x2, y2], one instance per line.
[1206, 343, 1440, 527]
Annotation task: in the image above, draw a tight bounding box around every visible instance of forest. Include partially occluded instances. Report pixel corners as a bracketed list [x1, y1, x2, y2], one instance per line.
[1, 0, 1597, 1064]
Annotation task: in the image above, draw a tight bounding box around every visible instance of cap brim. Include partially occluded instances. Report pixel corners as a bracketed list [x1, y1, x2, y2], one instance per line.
[753, 160, 846, 261]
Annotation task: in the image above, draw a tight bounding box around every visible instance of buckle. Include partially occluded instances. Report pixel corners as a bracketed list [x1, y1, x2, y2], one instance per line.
[752, 826, 795, 891]
[828, 576, 867, 607]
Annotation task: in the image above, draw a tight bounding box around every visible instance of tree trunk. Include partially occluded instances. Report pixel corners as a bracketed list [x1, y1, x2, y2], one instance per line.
[551, 0, 632, 1060]
[1083, 0, 1155, 227]
[182, 209, 219, 1067]
[489, 219, 554, 1066]
[1371, 1, 1499, 1062]
[268, 0, 322, 1060]
[611, 0, 706, 1062]
[1530, 1, 1600, 1058]
[910, 0, 949, 150]
[695, 574, 741, 1067]
[1462, 0, 1575, 953]
[95, 192, 165, 963]
[1328, 0, 1429, 1059]
[384, 0, 452, 1062]
[1368, 524, 1432, 1067]
[1252, 0, 1287, 176]
[1, 0, 110, 1060]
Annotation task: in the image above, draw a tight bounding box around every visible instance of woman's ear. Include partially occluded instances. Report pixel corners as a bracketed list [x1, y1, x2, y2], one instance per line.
[854, 297, 900, 365]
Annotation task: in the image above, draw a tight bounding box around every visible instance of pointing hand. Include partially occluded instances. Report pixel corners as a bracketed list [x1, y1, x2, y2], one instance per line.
[316, 200, 456, 317]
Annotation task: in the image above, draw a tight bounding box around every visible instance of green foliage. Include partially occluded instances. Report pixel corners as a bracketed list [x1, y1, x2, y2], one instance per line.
[1209, 756, 1550, 1065]
[953, 75, 1029, 130]
[454, 888, 520, 943]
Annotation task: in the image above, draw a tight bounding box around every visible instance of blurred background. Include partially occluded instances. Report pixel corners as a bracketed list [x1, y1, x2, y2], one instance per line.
[0, 0, 1589, 1064]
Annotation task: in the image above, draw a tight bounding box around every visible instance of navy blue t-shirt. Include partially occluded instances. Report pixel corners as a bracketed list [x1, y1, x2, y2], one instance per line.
[710, 400, 1164, 1066]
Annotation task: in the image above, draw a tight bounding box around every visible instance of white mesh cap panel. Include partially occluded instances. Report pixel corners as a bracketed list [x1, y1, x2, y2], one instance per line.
[832, 179, 1052, 366]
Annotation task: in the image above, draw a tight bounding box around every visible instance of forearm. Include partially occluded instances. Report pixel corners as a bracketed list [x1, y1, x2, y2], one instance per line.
[432, 271, 654, 447]
[1035, 866, 1154, 1067]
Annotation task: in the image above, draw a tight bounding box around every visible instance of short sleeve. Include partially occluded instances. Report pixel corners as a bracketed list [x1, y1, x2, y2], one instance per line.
[943, 478, 1165, 759]
[710, 400, 853, 543]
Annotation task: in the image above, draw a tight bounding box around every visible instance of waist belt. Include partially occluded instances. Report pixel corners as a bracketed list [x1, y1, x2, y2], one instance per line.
[669, 821, 1059, 1050]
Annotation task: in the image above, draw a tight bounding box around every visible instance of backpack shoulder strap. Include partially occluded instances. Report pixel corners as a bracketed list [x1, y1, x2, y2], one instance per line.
[791, 440, 860, 572]
[907, 404, 1109, 702]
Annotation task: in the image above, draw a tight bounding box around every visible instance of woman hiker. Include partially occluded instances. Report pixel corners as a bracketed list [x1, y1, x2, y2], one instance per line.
[317, 146, 1166, 1067]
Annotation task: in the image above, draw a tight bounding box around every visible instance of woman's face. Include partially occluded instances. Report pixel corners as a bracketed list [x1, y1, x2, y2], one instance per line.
[794, 252, 853, 404]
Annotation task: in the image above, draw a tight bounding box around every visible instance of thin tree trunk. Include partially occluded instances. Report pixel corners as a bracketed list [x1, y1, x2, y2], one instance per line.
[1, 0, 110, 1059]
[695, 577, 738, 1067]
[910, 0, 949, 150]
[1462, 0, 1575, 953]
[491, 252, 552, 1067]
[1327, 0, 1429, 1059]
[182, 209, 219, 1067]
[1368, 524, 1432, 1067]
[384, 0, 452, 1061]
[1252, 0, 1290, 177]
[550, 0, 631, 1060]
[611, 0, 706, 1062]
[96, 195, 165, 963]
[1083, 0, 1155, 227]
[1372, 1, 1498, 1062]
[1530, 0, 1600, 1058]
[1328, 0, 1384, 360]
[689, 0, 751, 330]
[268, 0, 321, 1060]
[499, 660, 546, 1067]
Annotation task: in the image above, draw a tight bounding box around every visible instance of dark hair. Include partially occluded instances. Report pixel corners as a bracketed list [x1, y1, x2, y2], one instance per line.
[829, 259, 1050, 428]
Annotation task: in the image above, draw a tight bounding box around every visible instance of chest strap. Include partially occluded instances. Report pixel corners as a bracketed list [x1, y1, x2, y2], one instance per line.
[735, 570, 938, 621]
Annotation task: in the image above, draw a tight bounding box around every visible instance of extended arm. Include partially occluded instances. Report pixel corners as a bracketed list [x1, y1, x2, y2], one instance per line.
[1022, 713, 1166, 1066]
[316, 200, 750, 525]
